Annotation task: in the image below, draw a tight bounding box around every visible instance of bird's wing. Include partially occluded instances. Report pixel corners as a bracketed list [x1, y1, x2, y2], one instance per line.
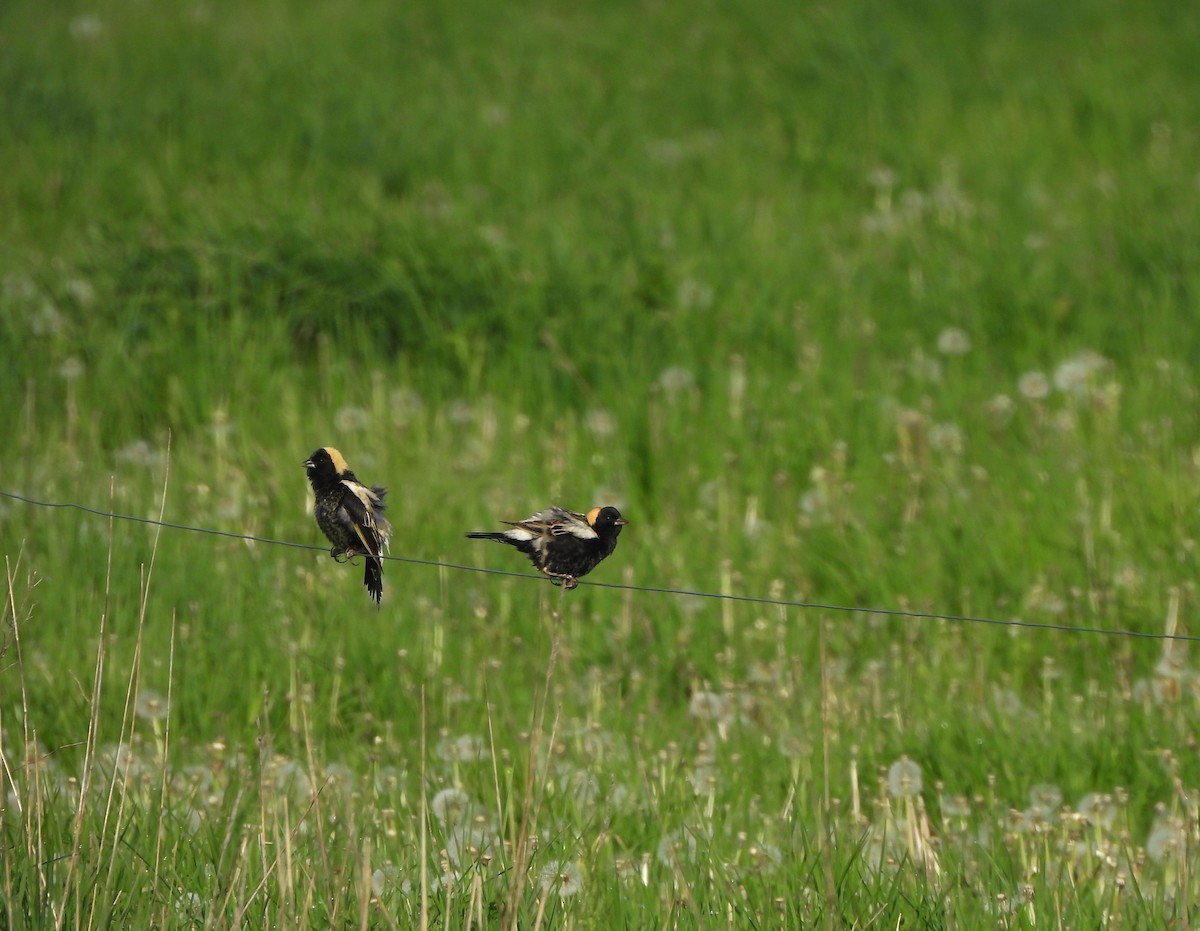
[512, 506, 597, 540]
[341, 480, 387, 552]
[363, 485, 392, 547]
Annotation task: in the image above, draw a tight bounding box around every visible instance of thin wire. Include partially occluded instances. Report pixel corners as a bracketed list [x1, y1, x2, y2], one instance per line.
[2, 488, 1194, 642]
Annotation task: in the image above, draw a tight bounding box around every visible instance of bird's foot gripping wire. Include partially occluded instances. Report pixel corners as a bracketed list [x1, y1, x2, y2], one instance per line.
[546, 571, 579, 590]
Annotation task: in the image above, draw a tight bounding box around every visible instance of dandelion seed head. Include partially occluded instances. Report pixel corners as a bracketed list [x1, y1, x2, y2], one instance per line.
[3, 273, 37, 300]
[29, 302, 66, 337]
[777, 733, 809, 759]
[173, 764, 215, 796]
[887, 757, 923, 798]
[96, 742, 148, 781]
[445, 824, 500, 868]
[1147, 822, 1184, 861]
[389, 388, 424, 428]
[1051, 408, 1077, 433]
[689, 766, 718, 796]
[859, 822, 905, 876]
[558, 767, 601, 806]
[1028, 783, 1063, 820]
[59, 357, 85, 382]
[115, 440, 165, 468]
[134, 689, 169, 722]
[373, 765, 405, 795]
[589, 782, 624, 814]
[448, 400, 479, 425]
[1132, 677, 1171, 705]
[1024, 581, 1066, 616]
[937, 327, 972, 355]
[941, 795, 971, 820]
[478, 224, 510, 250]
[658, 366, 695, 394]
[65, 277, 96, 306]
[647, 138, 686, 166]
[745, 843, 783, 875]
[323, 762, 355, 794]
[909, 349, 942, 382]
[585, 408, 618, 437]
[798, 484, 832, 525]
[215, 492, 242, 521]
[1076, 793, 1118, 829]
[928, 422, 964, 454]
[678, 279, 714, 310]
[1054, 350, 1110, 397]
[869, 165, 897, 190]
[272, 759, 312, 799]
[985, 393, 1016, 425]
[688, 690, 732, 726]
[430, 788, 474, 826]
[538, 860, 584, 897]
[435, 734, 489, 764]
[334, 405, 370, 432]
[1018, 371, 1050, 400]
[70, 14, 103, 39]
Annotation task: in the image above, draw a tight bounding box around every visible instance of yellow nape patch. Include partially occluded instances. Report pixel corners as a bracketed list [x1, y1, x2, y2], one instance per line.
[326, 447, 350, 473]
[585, 506, 602, 526]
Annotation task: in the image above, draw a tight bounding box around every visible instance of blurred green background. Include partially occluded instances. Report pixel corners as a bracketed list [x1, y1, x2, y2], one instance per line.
[3, 0, 1200, 925]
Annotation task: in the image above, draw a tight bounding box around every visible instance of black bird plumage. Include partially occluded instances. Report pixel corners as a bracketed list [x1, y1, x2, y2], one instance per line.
[467, 505, 627, 589]
[305, 447, 392, 603]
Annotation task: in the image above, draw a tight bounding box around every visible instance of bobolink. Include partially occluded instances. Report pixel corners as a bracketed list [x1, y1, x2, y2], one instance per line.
[304, 447, 393, 604]
[467, 505, 627, 589]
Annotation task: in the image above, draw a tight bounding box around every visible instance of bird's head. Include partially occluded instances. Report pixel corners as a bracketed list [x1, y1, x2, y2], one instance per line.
[586, 506, 628, 536]
[305, 446, 350, 482]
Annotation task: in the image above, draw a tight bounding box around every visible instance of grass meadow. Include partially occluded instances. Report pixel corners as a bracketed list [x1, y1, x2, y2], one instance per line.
[3, 0, 1200, 926]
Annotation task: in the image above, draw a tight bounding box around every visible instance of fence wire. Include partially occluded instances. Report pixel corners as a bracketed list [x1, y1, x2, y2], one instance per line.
[1, 488, 1193, 642]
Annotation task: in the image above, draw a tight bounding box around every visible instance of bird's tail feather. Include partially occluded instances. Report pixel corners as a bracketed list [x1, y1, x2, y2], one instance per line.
[364, 557, 384, 604]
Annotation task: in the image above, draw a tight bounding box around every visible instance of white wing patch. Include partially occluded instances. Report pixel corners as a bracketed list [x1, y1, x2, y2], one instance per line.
[503, 506, 597, 547]
[345, 482, 384, 509]
[340, 480, 392, 549]
[558, 521, 598, 540]
[519, 506, 597, 540]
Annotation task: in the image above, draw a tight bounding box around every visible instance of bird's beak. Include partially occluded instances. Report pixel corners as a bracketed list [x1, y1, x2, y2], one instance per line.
[615, 517, 629, 526]
[303, 459, 314, 469]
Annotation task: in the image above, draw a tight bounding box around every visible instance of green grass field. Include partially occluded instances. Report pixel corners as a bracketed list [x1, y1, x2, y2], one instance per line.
[4, 0, 1200, 926]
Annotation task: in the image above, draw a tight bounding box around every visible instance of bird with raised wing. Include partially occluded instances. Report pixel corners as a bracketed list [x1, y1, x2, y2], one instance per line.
[467, 505, 627, 589]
